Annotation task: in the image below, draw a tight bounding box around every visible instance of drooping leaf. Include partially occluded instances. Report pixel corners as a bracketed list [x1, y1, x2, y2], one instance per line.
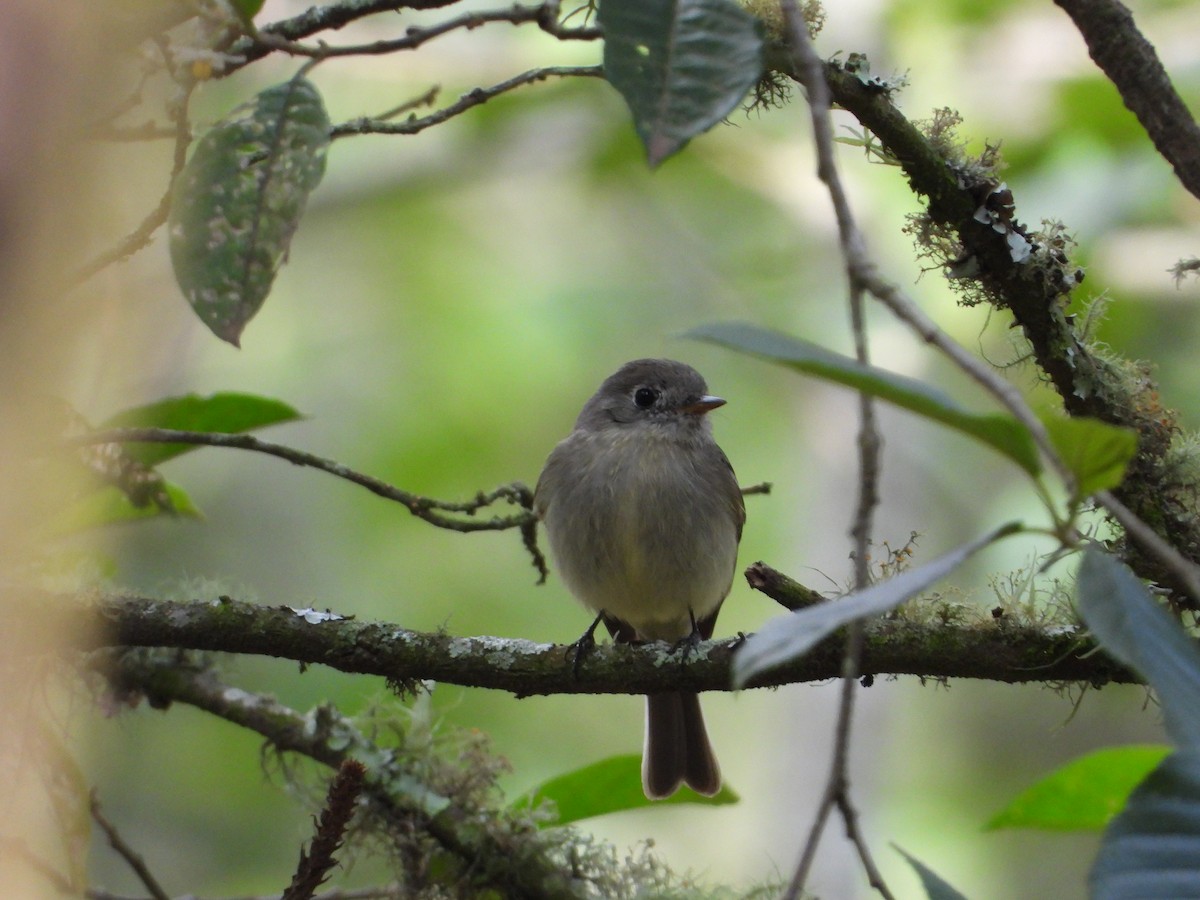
[1090, 749, 1200, 899]
[519, 754, 738, 825]
[733, 523, 1020, 687]
[169, 77, 330, 346]
[99, 393, 302, 466]
[689, 322, 1041, 477]
[987, 745, 1171, 832]
[1042, 414, 1137, 501]
[894, 846, 971, 900]
[1076, 548, 1200, 748]
[48, 482, 201, 534]
[599, 0, 764, 166]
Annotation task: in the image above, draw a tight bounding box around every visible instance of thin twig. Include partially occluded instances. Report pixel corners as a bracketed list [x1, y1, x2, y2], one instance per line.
[244, 2, 600, 61]
[1096, 490, 1200, 603]
[89, 791, 171, 900]
[331, 65, 604, 139]
[781, 3, 891, 897]
[0, 837, 74, 893]
[71, 427, 538, 532]
[71, 73, 195, 285]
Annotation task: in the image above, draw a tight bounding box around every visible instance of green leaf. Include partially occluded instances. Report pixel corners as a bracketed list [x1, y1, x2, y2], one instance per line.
[49, 482, 201, 534]
[1076, 548, 1200, 748]
[894, 846, 971, 900]
[1090, 749, 1200, 899]
[733, 523, 1021, 687]
[1042, 415, 1137, 500]
[689, 322, 1041, 477]
[99, 393, 302, 466]
[169, 77, 330, 346]
[520, 754, 738, 825]
[599, 0, 764, 166]
[987, 746, 1172, 832]
[229, 0, 265, 23]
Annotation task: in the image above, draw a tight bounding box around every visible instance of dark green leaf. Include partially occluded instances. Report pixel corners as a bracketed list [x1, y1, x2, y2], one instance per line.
[894, 846, 970, 900]
[1042, 415, 1137, 500]
[169, 77, 329, 346]
[689, 322, 1041, 476]
[520, 754, 738, 825]
[733, 523, 1020, 687]
[1077, 548, 1200, 748]
[987, 746, 1171, 831]
[1090, 749, 1200, 899]
[600, 0, 764, 166]
[99, 393, 302, 466]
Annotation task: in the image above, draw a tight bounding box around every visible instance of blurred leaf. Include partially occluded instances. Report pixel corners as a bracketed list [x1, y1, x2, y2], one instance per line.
[1090, 749, 1200, 899]
[1042, 415, 1137, 501]
[1076, 548, 1200, 748]
[1055, 77, 1146, 150]
[599, 0, 764, 166]
[894, 846, 970, 900]
[229, 0, 265, 23]
[987, 746, 1171, 832]
[521, 754, 738, 824]
[733, 523, 1020, 686]
[169, 77, 329, 346]
[49, 482, 201, 535]
[98, 393, 302, 466]
[690, 322, 1041, 476]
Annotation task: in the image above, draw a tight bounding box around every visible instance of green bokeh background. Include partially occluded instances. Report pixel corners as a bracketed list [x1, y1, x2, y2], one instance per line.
[74, 0, 1200, 896]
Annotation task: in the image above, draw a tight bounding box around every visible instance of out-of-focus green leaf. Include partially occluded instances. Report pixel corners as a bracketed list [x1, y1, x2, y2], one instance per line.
[690, 321, 1041, 476]
[599, 0, 764, 166]
[894, 846, 971, 900]
[49, 483, 201, 535]
[1077, 548, 1200, 748]
[520, 754, 738, 825]
[98, 393, 302, 466]
[169, 77, 329, 346]
[1090, 749, 1200, 899]
[987, 746, 1171, 832]
[732, 523, 1019, 686]
[229, 0, 265, 23]
[1042, 415, 1137, 501]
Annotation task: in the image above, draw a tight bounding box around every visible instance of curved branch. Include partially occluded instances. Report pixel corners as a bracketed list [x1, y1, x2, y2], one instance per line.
[53, 592, 1139, 693]
[225, 1, 600, 75]
[777, 53, 1200, 600]
[1054, 0, 1200, 202]
[103, 655, 599, 900]
[73, 427, 539, 531]
[331, 65, 605, 139]
[71, 72, 195, 284]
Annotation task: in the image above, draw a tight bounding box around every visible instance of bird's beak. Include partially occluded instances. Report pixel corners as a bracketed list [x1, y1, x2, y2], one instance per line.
[682, 394, 726, 415]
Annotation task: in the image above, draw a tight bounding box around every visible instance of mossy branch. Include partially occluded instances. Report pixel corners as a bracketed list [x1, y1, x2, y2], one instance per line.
[33, 590, 1139, 692]
[758, 48, 1200, 600]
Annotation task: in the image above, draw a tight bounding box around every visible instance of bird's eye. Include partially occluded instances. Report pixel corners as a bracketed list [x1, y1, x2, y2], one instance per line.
[633, 387, 659, 409]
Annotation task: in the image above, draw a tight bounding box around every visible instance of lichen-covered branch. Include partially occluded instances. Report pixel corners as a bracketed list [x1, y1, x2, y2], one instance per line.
[101, 653, 637, 899]
[46, 591, 1138, 691]
[764, 53, 1200, 599]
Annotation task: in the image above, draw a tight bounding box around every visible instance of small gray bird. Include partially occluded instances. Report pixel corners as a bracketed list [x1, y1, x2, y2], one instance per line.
[535, 359, 744, 799]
